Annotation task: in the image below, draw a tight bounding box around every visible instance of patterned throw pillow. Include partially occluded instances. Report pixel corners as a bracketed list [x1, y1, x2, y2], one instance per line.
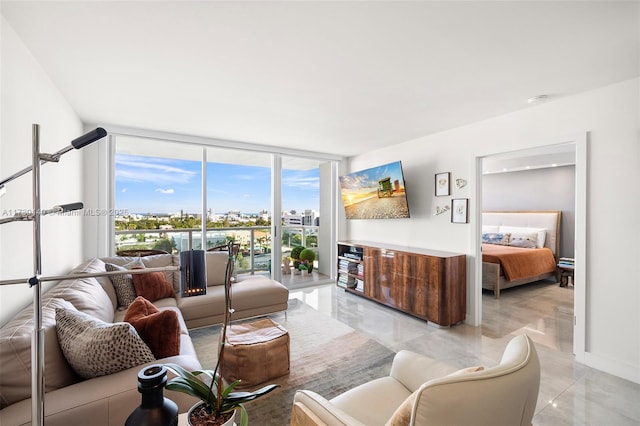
[105, 258, 145, 309]
[482, 232, 510, 246]
[509, 233, 538, 249]
[55, 308, 155, 380]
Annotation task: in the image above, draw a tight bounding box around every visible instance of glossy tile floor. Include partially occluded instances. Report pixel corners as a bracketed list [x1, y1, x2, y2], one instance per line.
[290, 280, 640, 425]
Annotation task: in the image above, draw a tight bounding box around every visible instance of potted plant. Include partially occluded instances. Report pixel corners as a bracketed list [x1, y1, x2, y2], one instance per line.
[290, 246, 305, 271]
[165, 243, 279, 426]
[298, 248, 315, 273]
[164, 363, 277, 426]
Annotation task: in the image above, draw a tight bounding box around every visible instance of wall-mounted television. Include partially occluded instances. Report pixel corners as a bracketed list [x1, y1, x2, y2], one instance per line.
[339, 160, 410, 219]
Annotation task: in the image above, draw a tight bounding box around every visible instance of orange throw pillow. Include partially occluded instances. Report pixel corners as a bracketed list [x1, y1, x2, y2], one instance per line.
[124, 296, 180, 359]
[131, 270, 175, 302]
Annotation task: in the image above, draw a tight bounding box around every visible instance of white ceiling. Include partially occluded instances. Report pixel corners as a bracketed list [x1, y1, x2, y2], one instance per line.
[2, 1, 638, 158]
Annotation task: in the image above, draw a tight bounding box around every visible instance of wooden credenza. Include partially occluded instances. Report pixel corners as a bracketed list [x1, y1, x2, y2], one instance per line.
[337, 241, 466, 326]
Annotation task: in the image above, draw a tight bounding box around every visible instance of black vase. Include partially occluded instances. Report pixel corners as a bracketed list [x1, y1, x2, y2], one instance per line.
[126, 364, 178, 426]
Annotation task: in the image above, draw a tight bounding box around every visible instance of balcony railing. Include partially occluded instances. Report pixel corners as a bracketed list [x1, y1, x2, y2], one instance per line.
[114, 225, 319, 275]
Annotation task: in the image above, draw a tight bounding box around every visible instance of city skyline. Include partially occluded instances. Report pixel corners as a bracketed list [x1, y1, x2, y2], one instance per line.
[115, 154, 320, 215]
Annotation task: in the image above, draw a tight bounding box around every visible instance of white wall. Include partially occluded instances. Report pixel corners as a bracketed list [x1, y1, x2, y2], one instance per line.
[344, 78, 639, 383]
[0, 17, 84, 325]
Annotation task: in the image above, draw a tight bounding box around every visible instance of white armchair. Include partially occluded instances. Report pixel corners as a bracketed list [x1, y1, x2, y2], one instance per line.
[291, 334, 540, 426]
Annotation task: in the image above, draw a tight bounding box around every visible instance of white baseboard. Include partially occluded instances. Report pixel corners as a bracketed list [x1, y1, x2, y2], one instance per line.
[584, 352, 640, 385]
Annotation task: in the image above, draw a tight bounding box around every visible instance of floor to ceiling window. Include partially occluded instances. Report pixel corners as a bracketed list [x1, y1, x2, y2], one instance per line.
[281, 156, 321, 273]
[114, 136, 203, 254]
[205, 147, 271, 274]
[110, 132, 340, 286]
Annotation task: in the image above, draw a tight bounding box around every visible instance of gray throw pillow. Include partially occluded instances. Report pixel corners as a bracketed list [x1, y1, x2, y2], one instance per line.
[105, 258, 145, 309]
[55, 308, 155, 380]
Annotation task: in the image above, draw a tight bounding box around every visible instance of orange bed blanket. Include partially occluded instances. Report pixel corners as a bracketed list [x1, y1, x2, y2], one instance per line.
[482, 243, 556, 281]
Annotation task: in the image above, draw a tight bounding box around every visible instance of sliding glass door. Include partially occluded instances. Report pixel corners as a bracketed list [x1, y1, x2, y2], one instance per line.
[112, 134, 338, 286]
[205, 147, 271, 275]
[280, 156, 321, 279]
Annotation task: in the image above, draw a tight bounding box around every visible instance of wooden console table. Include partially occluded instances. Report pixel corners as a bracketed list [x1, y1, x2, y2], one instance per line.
[337, 241, 466, 326]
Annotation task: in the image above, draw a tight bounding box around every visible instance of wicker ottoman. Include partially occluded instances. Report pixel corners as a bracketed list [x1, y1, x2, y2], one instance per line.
[221, 318, 290, 389]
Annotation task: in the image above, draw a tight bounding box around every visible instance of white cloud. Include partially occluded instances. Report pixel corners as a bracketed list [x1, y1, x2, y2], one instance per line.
[283, 175, 320, 189]
[115, 155, 196, 184]
[155, 188, 175, 194]
[121, 188, 127, 193]
[233, 174, 256, 181]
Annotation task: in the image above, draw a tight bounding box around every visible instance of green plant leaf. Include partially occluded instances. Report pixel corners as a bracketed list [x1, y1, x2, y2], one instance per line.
[237, 405, 249, 426]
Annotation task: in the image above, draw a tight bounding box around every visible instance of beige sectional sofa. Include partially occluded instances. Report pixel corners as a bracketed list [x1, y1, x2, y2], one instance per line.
[0, 252, 289, 426]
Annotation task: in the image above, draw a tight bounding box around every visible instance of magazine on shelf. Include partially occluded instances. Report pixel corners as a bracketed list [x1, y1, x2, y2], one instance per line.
[558, 257, 575, 268]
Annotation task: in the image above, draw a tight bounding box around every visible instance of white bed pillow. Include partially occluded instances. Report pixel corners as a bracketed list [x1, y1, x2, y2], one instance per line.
[482, 233, 511, 245]
[499, 226, 546, 248]
[509, 233, 538, 249]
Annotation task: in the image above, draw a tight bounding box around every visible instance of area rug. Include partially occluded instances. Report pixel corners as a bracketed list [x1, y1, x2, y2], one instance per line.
[189, 298, 396, 425]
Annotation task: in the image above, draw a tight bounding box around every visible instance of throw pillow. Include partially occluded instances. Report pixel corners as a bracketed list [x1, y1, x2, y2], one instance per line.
[124, 296, 181, 359]
[385, 391, 416, 426]
[447, 365, 485, 376]
[482, 232, 510, 246]
[499, 226, 547, 248]
[55, 308, 155, 380]
[509, 233, 538, 249]
[105, 257, 146, 310]
[132, 268, 175, 302]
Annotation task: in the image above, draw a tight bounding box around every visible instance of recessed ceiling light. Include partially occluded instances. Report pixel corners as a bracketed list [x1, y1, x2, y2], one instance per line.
[527, 95, 550, 104]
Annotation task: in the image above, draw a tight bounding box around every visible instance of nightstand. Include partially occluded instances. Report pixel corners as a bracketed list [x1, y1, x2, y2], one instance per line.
[557, 263, 574, 287]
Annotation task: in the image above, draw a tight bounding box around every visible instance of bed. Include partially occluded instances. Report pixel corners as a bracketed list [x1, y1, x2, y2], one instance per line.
[482, 210, 561, 298]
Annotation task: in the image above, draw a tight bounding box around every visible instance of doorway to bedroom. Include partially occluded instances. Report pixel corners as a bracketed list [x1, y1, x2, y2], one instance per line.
[478, 142, 578, 355]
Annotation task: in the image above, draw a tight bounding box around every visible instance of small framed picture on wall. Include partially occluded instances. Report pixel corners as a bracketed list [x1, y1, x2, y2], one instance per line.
[451, 198, 469, 223]
[435, 172, 450, 196]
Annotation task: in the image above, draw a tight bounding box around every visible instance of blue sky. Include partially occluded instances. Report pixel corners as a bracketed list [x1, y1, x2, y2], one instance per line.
[115, 154, 320, 215]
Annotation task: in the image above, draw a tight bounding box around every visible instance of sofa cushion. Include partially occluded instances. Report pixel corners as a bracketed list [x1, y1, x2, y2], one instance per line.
[141, 254, 180, 292]
[124, 296, 180, 359]
[177, 276, 289, 327]
[45, 258, 115, 323]
[206, 251, 229, 286]
[101, 254, 181, 292]
[0, 298, 78, 409]
[132, 270, 176, 302]
[55, 308, 155, 380]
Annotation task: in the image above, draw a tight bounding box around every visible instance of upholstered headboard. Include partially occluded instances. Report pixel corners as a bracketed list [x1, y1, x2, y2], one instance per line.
[482, 210, 562, 258]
